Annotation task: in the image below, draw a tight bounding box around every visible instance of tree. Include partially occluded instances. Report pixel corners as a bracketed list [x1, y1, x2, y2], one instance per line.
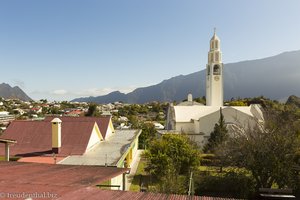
[221, 109, 300, 189]
[144, 134, 200, 194]
[203, 108, 228, 153]
[85, 103, 100, 117]
[138, 123, 156, 149]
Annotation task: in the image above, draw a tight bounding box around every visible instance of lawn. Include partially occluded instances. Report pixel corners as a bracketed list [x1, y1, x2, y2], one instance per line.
[129, 158, 148, 192]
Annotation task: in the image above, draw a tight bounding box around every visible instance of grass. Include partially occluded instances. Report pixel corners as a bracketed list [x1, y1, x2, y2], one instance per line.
[129, 158, 147, 192]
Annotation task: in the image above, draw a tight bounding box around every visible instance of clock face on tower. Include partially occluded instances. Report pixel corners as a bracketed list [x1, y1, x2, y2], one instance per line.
[214, 76, 220, 81]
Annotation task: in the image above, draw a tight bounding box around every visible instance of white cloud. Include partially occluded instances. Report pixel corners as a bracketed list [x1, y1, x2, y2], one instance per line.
[29, 85, 143, 101]
[52, 89, 68, 95]
[74, 86, 137, 97]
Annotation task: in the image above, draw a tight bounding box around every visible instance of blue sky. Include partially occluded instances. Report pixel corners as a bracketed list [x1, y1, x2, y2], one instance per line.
[1, 0, 300, 101]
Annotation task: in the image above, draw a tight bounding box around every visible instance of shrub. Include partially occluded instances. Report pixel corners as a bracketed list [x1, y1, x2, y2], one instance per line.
[195, 171, 255, 199]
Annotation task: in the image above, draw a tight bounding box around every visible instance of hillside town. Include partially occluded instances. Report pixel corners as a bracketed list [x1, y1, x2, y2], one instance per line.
[1, 30, 300, 200]
[0, 97, 167, 133]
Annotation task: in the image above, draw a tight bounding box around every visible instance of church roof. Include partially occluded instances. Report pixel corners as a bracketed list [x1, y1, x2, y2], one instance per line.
[210, 31, 220, 41]
[173, 105, 262, 122]
[174, 106, 220, 122]
[177, 101, 204, 106]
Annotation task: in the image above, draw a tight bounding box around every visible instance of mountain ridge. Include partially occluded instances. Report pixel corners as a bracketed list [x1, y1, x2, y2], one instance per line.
[72, 50, 300, 104]
[0, 83, 32, 101]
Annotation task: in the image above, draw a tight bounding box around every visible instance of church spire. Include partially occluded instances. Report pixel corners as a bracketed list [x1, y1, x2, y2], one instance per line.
[206, 30, 224, 107]
[208, 29, 221, 64]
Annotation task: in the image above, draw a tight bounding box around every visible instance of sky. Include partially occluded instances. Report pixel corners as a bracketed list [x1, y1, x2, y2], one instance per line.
[1, 0, 300, 101]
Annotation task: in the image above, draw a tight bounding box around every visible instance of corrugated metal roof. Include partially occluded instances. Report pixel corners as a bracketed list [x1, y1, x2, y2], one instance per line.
[45, 116, 111, 139]
[0, 161, 129, 198]
[58, 189, 240, 200]
[0, 162, 239, 200]
[0, 120, 96, 157]
[59, 130, 140, 166]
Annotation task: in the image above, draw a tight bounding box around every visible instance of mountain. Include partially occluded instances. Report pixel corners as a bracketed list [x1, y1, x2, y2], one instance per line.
[72, 50, 300, 104]
[0, 83, 32, 101]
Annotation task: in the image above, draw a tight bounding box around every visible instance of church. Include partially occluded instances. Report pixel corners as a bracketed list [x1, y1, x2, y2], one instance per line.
[166, 30, 264, 147]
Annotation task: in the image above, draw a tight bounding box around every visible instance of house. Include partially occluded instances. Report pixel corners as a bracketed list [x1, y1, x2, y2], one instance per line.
[0, 112, 15, 125]
[0, 116, 141, 170]
[153, 122, 164, 130]
[30, 107, 42, 114]
[64, 109, 84, 116]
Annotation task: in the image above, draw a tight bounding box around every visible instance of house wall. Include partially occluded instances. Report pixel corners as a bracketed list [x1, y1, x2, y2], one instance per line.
[86, 125, 102, 151]
[125, 134, 139, 167]
[105, 120, 115, 139]
[110, 174, 124, 190]
[132, 137, 138, 156]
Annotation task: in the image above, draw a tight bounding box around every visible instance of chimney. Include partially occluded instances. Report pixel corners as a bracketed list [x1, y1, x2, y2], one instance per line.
[187, 94, 193, 102]
[51, 118, 62, 154]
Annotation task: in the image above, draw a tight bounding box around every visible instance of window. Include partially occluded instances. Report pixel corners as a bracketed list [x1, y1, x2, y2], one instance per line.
[215, 52, 219, 62]
[213, 65, 221, 75]
[215, 41, 218, 49]
[210, 53, 214, 62]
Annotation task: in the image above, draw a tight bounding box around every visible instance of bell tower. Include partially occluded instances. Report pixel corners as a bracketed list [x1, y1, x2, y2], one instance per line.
[206, 28, 223, 106]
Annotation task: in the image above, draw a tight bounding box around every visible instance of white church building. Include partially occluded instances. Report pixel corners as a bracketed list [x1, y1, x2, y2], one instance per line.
[166, 30, 264, 147]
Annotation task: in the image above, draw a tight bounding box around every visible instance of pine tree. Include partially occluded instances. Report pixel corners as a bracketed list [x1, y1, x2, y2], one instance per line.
[203, 108, 228, 153]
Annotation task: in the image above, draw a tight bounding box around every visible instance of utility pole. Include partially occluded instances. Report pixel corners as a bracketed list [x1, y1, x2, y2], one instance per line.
[188, 171, 194, 197]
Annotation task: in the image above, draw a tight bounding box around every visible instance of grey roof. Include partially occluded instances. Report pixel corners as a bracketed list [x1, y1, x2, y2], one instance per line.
[59, 130, 141, 166]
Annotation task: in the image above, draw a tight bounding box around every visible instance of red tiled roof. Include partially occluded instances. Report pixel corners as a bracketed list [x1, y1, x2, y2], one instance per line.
[45, 116, 111, 139]
[0, 161, 128, 198]
[0, 120, 96, 157]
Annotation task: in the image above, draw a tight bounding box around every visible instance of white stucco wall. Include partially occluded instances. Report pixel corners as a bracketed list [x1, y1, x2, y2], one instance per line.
[110, 174, 123, 190]
[175, 122, 194, 133]
[104, 121, 114, 139]
[86, 126, 101, 151]
[187, 134, 205, 146]
[174, 106, 260, 147]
